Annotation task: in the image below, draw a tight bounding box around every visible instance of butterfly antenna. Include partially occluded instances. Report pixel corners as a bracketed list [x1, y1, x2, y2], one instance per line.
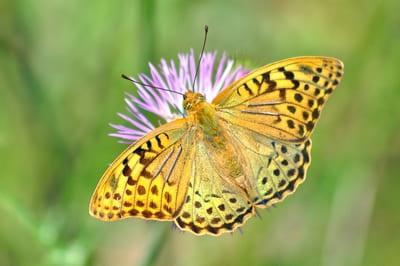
[192, 25, 209, 92]
[121, 74, 185, 97]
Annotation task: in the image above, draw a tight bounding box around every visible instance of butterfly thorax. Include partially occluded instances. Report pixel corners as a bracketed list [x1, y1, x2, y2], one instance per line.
[184, 91, 224, 147]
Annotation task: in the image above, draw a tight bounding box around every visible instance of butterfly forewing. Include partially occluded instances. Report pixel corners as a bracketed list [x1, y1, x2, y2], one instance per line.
[214, 57, 343, 142]
[89, 119, 193, 221]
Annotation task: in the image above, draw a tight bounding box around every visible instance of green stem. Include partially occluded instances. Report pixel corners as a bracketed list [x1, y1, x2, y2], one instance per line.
[140, 224, 171, 266]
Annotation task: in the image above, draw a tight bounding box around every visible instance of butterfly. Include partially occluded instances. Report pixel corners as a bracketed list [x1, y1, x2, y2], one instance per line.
[89, 56, 343, 236]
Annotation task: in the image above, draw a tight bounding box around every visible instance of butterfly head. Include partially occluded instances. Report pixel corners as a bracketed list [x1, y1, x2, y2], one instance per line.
[183, 91, 206, 111]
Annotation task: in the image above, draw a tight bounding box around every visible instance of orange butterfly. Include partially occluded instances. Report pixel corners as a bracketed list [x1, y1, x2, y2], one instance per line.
[89, 56, 343, 236]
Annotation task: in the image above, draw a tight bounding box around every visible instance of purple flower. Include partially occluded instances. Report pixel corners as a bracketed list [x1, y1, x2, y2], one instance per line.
[109, 49, 249, 144]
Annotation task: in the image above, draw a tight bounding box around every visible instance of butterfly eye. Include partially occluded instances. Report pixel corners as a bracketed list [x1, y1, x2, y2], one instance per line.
[183, 100, 191, 110]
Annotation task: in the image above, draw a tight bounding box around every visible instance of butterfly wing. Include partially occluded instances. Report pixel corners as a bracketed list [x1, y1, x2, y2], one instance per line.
[175, 139, 254, 236]
[213, 56, 343, 142]
[89, 119, 194, 221]
[221, 122, 312, 208]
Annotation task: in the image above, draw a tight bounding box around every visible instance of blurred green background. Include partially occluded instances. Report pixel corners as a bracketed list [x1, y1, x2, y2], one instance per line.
[1, 0, 399, 265]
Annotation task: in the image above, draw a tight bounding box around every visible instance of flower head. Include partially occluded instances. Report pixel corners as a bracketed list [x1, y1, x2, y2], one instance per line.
[110, 49, 249, 144]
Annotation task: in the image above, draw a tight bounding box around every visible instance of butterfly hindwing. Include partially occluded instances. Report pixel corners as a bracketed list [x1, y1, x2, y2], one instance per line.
[89, 119, 193, 221]
[222, 122, 312, 208]
[213, 56, 343, 142]
[175, 139, 254, 235]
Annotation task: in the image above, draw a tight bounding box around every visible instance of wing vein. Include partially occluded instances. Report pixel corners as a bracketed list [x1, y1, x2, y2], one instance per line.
[240, 109, 279, 116]
[165, 145, 183, 183]
[153, 147, 175, 178]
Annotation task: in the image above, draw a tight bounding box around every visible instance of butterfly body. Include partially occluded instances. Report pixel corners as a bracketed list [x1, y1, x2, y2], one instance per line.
[90, 56, 343, 236]
[185, 91, 250, 191]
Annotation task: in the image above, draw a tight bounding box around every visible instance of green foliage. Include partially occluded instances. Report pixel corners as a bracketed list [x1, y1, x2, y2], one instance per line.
[1, 0, 399, 265]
